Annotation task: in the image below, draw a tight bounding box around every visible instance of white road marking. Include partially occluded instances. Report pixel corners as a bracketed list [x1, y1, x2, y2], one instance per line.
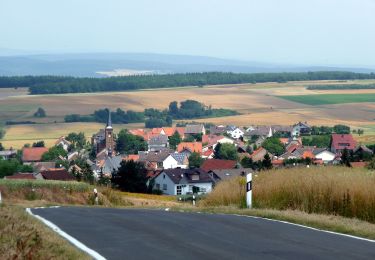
[228, 213, 375, 243]
[26, 207, 106, 260]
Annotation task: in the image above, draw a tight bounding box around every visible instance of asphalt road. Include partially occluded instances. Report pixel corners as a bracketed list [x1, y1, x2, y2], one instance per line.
[31, 207, 375, 260]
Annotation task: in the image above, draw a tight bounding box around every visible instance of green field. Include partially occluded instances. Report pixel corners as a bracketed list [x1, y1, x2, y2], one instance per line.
[279, 94, 375, 105]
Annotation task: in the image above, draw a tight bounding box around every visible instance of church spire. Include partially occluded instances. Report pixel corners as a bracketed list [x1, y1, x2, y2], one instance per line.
[106, 109, 112, 129]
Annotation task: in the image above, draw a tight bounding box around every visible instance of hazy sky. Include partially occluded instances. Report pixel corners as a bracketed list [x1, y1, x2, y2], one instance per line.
[1, 0, 375, 67]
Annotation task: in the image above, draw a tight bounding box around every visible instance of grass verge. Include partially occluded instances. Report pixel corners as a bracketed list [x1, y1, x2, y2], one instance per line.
[0, 204, 90, 259]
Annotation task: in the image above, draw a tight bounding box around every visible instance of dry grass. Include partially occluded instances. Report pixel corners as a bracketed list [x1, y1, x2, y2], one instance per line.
[202, 166, 375, 223]
[0, 204, 90, 259]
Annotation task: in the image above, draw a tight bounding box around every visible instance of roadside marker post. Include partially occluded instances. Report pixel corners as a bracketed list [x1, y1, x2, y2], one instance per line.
[0, 190, 2, 204]
[192, 195, 196, 206]
[246, 173, 252, 208]
[94, 189, 98, 205]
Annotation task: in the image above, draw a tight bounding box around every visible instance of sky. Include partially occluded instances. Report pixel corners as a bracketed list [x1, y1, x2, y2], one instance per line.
[1, 0, 375, 67]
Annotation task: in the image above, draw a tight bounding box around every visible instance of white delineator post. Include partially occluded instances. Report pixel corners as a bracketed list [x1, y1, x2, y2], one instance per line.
[246, 173, 252, 208]
[0, 190, 2, 204]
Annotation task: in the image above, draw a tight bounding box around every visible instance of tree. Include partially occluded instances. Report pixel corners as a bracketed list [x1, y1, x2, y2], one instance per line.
[116, 129, 147, 154]
[41, 145, 67, 161]
[32, 141, 45, 147]
[0, 158, 33, 178]
[169, 131, 182, 149]
[302, 135, 330, 148]
[168, 101, 179, 116]
[262, 137, 285, 156]
[0, 128, 5, 139]
[34, 107, 46, 118]
[366, 158, 375, 170]
[214, 143, 238, 161]
[66, 132, 87, 150]
[341, 148, 351, 167]
[112, 160, 148, 193]
[241, 157, 256, 170]
[357, 129, 364, 136]
[188, 152, 204, 168]
[262, 154, 273, 169]
[334, 124, 350, 134]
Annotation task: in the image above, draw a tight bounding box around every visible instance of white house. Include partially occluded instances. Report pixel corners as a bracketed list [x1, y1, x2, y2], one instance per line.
[55, 136, 72, 151]
[162, 153, 188, 169]
[229, 127, 244, 139]
[314, 149, 336, 164]
[153, 168, 213, 195]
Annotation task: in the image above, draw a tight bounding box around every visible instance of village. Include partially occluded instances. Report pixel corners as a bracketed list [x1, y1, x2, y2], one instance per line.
[1, 109, 373, 197]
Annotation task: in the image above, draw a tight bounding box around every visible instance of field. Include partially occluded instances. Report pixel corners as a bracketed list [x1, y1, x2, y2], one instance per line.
[0, 122, 144, 149]
[278, 93, 375, 105]
[0, 79, 375, 148]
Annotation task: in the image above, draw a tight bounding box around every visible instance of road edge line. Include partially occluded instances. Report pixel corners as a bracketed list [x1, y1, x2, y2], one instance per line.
[26, 208, 106, 260]
[228, 213, 375, 243]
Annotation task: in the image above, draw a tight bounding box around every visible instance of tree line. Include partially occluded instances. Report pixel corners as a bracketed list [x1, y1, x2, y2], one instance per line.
[65, 100, 237, 128]
[1, 72, 374, 94]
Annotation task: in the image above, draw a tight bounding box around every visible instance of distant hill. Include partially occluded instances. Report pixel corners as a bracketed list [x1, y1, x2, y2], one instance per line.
[0, 52, 374, 77]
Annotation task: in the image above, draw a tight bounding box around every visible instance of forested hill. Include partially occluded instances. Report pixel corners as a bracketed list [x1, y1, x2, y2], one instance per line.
[1, 71, 375, 95]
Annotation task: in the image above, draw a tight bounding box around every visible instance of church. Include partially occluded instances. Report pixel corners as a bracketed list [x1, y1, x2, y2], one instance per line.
[91, 109, 116, 157]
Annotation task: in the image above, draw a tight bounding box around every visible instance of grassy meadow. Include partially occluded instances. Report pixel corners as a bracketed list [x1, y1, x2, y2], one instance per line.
[202, 166, 375, 223]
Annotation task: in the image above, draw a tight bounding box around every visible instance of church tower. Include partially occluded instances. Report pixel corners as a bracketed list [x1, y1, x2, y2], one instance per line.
[105, 109, 115, 154]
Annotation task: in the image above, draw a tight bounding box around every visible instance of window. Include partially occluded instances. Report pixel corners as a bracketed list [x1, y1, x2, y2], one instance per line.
[156, 184, 160, 190]
[176, 185, 182, 195]
[163, 184, 167, 191]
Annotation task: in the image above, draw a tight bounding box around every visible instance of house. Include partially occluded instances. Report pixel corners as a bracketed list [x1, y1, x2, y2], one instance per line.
[138, 150, 173, 170]
[148, 134, 169, 152]
[201, 159, 238, 172]
[273, 125, 293, 137]
[22, 147, 49, 164]
[185, 124, 206, 136]
[202, 135, 234, 151]
[209, 125, 227, 135]
[177, 142, 202, 154]
[5, 172, 43, 180]
[91, 109, 115, 156]
[292, 122, 311, 137]
[162, 153, 189, 169]
[0, 149, 17, 160]
[353, 145, 374, 161]
[330, 134, 357, 153]
[40, 168, 75, 181]
[33, 161, 56, 173]
[313, 149, 336, 164]
[243, 126, 273, 141]
[162, 127, 177, 137]
[250, 147, 272, 162]
[55, 136, 72, 151]
[93, 155, 124, 177]
[208, 168, 251, 183]
[153, 168, 213, 195]
[202, 149, 214, 159]
[229, 127, 245, 139]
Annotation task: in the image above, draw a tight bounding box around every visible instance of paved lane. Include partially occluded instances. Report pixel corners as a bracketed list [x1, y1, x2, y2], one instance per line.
[31, 207, 375, 260]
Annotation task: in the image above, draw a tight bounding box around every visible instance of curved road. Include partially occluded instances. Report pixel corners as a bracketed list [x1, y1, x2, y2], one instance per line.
[31, 207, 375, 260]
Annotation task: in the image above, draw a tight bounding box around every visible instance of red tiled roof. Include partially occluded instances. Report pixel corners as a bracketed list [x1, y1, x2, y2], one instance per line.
[272, 159, 284, 166]
[175, 127, 185, 137]
[6, 173, 36, 180]
[201, 159, 237, 171]
[302, 151, 315, 159]
[287, 144, 300, 153]
[162, 127, 176, 137]
[351, 162, 367, 168]
[151, 128, 164, 135]
[124, 154, 140, 161]
[202, 135, 225, 146]
[202, 149, 214, 157]
[331, 134, 357, 151]
[177, 142, 202, 153]
[41, 169, 75, 181]
[279, 138, 289, 145]
[22, 147, 49, 162]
